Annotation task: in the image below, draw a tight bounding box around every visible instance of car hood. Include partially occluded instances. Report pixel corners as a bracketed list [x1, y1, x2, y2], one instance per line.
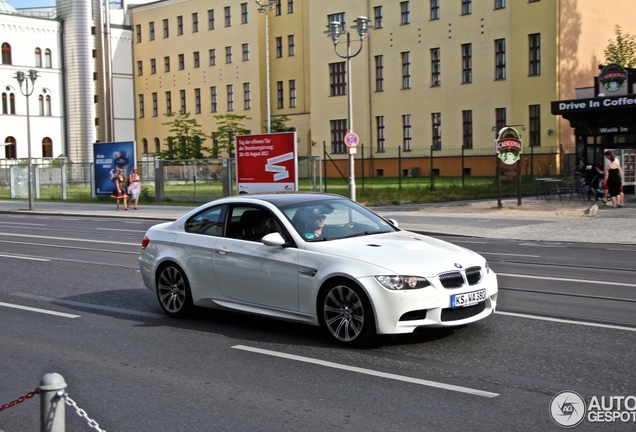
[307, 231, 484, 276]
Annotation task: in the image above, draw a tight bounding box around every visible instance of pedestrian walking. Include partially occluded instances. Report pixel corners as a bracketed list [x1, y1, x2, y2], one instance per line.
[128, 167, 141, 210]
[110, 168, 129, 211]
[604, 154, 624, 208]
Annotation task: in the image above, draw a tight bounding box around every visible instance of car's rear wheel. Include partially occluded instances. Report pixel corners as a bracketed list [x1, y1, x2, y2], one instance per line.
[319, 280, 376, 347]
[156, 263, 197, 318]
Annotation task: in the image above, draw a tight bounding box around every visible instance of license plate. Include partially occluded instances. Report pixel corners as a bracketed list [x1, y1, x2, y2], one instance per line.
[451, 289, 486, 308]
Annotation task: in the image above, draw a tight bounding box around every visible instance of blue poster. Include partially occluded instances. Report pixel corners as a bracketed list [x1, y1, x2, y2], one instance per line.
[93, 142, 136, 196]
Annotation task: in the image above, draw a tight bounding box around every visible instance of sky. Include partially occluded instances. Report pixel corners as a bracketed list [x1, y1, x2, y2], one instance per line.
[9, 0, 56, 8]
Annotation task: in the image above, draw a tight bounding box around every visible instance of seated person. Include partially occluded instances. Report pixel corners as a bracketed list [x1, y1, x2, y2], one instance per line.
[292, 206, 330, 240]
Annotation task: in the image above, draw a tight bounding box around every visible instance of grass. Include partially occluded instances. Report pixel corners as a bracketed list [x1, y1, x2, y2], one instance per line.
[0, 175, 544, 206]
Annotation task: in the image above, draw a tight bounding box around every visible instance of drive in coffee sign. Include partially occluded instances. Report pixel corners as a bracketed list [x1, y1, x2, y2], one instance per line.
[495, 127, 522, 165]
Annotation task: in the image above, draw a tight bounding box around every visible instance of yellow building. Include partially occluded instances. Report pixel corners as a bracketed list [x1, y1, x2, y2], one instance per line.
[131, 0, 636, 178]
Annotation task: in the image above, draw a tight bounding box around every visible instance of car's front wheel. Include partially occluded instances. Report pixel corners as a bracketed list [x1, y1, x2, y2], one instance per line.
[156, 263, 197, 318]
[319, 280, 376, 347]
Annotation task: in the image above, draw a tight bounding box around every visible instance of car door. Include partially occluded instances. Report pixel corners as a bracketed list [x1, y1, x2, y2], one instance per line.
[212, 205, 300, 311]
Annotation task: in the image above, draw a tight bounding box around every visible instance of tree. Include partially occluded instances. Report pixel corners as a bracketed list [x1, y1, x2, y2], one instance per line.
[212, 113, 251, 157]
[159, 112, 212, 160]
[604, 25, 636, 68]
[267, 115, 296, 133]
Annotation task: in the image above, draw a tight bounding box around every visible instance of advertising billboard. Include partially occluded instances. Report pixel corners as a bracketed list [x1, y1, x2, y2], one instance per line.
[236, 132, 297, 194]
[93, 141, 136, 196]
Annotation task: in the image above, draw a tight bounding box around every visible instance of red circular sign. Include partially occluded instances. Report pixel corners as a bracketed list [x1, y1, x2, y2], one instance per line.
[344, 132, 359, 148]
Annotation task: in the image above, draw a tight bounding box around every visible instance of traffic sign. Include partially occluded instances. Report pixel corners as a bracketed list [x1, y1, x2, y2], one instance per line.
[344, 132, 359, 148]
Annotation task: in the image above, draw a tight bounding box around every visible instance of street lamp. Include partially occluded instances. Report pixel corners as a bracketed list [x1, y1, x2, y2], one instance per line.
[14, 69, 39, 211]
[324, 16, 372, 201]
[256, 0, 275, 134]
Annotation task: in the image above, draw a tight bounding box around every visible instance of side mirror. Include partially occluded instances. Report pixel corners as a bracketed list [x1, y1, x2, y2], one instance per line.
[262, 232, 286, 247]
[387, 218, 399, 228]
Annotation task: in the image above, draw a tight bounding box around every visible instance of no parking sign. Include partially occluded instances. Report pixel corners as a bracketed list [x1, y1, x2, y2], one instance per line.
[344, 132, 359, 148]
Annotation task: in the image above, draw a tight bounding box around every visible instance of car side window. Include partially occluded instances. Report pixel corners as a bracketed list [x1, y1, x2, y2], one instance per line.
[227, 206, 288, 242]
[185, 205, 227, 236]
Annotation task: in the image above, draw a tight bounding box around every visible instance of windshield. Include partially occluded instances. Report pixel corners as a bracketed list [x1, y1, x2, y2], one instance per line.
[279, 198, 398, 242]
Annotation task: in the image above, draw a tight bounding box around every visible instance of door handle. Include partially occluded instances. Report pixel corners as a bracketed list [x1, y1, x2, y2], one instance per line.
[214, 246, 230, 255]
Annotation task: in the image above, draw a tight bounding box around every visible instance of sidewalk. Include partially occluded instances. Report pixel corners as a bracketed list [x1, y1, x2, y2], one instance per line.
[1, 196, 635, 244]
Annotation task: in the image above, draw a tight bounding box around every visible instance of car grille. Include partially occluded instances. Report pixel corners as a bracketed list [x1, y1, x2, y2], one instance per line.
[440, 301, 486, 322]
[399, 309, 428, 321]
[438, 267, 482, 289]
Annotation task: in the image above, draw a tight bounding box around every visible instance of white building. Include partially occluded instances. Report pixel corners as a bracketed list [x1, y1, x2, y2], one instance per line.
[0, 0, 142, 165]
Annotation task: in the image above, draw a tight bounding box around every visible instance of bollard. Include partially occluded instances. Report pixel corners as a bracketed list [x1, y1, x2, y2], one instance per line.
[39, 373, 67, 432]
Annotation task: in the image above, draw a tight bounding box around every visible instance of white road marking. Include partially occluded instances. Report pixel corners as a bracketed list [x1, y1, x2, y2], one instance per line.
[232, 345, 499, 398]
[497, 272, 636, 288]
[0, 253, 50, 261]
[96, 227, 145, 233]
[480, 252, 540, 258]
[496, 311, 636, 332]
[0, 232, 138, 246]
[0, 302, 80, 318]
[0, 222, 46, 226]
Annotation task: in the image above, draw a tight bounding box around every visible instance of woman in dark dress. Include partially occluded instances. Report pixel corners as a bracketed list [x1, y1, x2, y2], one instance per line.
[604, 155, 623, 208]
[110, 168, 129, 211]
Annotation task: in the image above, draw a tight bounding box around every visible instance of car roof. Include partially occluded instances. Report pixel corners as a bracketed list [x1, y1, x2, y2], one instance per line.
[228, 192, 348, 207]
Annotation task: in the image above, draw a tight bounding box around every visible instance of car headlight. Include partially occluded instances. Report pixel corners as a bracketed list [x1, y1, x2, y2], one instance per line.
[375, 275, 430, 290]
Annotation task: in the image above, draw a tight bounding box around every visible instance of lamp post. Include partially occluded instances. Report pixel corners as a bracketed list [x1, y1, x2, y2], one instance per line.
[256, 0, 275, 134]
[14, 69, 39, 211]
[325, 16, 372, 201]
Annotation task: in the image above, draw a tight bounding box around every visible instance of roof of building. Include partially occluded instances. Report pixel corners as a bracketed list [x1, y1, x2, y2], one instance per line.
[0, 0, 18, 15]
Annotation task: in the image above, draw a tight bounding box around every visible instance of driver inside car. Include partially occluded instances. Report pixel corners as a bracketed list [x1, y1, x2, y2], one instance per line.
[293, 206, 331, 240]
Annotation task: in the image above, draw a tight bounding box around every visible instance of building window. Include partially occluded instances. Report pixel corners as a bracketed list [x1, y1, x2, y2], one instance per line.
[150, 58, 156, 74]
[166, 91, 172, 114]
[4, 136, 16, 158]
[45, 95, 51, 116]
[138, 94, 144, 118]
[225, 46, 232, 63]
[177, 16, 183, 35]
[462, 0, 472, 15]
[178, 54, 185, 70]
[142, 139, 148, 154]
[45, 49, 51, 68]
[329, 62, 346, 96]
[288, 35, 295, 56]
[164, 56, 170, 72]
[227, 85, 234, 111]
[149, 22, 155, 40]
[375, 55, 384, 92]
[431, 0, 440, 20]
[243, 83, 251, 110]
[195, 88, 201, 114]
[152, 92, 158, 116]
[137, 60, 143, 76]
[330, 119, 347, 154]
[462, 43, 472, 83]
[42, 137, 53, 158]
[376, 116, 385, 152]
[224, 6, 231, 27]
[35, 48, 42, 67]
[136, 24, 141, 42]
[400, 2, 410, 24]
[495, 38, 506, 80]
[495, 107, 506, 133]
[277, 81, 284, 109]
[163, 19, 169, 38]
[403, 114, 412, 151]
[288, 0, 294, 14]
[211, 86, 217, 112]
[38, 95, 44, 115]
[241, 3, 248, 23]
[374, 6, 383, 29]
[529, 104, 541, 147]
[193, 52, 200, 68]
[276, 37, 283, 58]
[431, 48, 441, 86]
[193, 13, 199, 32]
[180, 89, 186, 114]
[495, 0, 505, 9]
[432, 112, 441, 150]
[209, 49, 216, 65]
[208, 9, 215, 29]
[275, 0, 281, 15]
[462, 110, 473, 149]
[242, 44, 249, 61]
[155, 137, 160, 154]
[327, 13, 345, 26]
[402, 51, 411, 89]
[289, 79, 296, 108]
[1, 43, 11, 64]
[529, 33, 541, 76]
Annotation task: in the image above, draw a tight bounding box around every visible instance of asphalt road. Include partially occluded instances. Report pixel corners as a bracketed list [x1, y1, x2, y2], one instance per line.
[1, 214, 635, 431]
